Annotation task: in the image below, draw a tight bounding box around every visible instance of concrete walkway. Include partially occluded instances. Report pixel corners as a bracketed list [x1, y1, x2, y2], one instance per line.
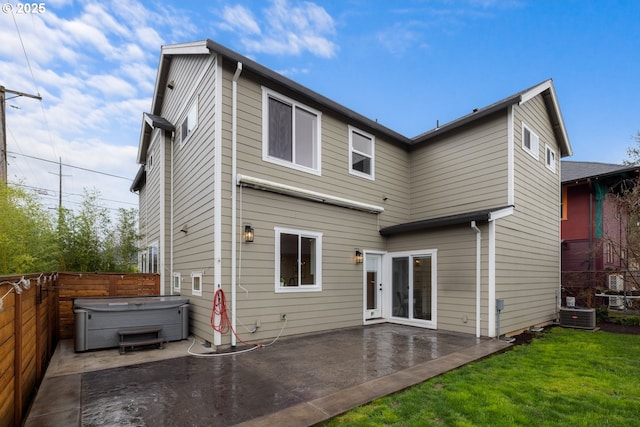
[25, 324, 511, 426]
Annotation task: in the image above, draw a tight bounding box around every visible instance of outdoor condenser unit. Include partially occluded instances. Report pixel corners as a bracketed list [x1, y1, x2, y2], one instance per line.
[608, 274, 624, 308]
[559, 307, 596, 330]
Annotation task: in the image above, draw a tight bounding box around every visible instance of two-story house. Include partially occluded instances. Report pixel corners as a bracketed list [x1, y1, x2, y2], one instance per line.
[131, 39, 572, 347]
[561, 161, 639, 306]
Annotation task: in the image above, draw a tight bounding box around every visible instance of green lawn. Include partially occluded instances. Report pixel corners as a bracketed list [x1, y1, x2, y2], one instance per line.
[322, 328, 640, 427]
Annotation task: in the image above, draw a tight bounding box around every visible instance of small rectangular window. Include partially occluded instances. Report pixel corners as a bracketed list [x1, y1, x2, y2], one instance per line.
[545, 144, 556, 172]
[349, 126, 375, 179]
[173, 272, 181, 293]
[275, 227, 322, 292]
[181, 100, 198, 144]
[522, 123, 539, 159]
[147, 243, 158, 273]
[191, 271, 202, 296]
[263, 88, 321, 175]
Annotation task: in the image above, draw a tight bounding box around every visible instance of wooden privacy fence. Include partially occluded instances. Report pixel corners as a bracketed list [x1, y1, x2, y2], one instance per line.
[0, 272, 160, 427]
[57, 272, 160, 339]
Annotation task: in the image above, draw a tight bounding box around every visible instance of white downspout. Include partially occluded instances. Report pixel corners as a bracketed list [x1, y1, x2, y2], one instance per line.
[471, 221, 481, 338]
[170, 131, 175, 295]
[231, 62, 243, 347]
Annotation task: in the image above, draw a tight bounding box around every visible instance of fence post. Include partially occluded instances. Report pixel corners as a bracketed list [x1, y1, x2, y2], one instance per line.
[13, 290, 23, 427]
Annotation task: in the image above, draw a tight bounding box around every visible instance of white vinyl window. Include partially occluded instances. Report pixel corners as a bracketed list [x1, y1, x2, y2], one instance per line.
[349, 126, 375, 180]
[262, 87, 321, 175]
[181, 99, 198, 144]
[191, 271, 202, 297]
[545, 144, 556, 172]
[173, 272, 181, 293]
[145, 243, 158, 273]
[275, 227, 322, 293]
[522, 123, 539, 159]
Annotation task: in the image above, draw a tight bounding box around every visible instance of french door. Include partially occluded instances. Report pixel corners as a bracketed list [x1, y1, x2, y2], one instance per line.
[390, 251, 436, 327]
[364, 253, 383, 319]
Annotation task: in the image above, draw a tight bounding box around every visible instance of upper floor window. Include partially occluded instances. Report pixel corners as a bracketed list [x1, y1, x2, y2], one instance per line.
[545, 144, 556, 172]
[275, 227, 322, 293]
[262, 88, 321, 175]
[181, 99, 198, 144]
[522, 123, 539, 159]
[349, 126, 375, 180]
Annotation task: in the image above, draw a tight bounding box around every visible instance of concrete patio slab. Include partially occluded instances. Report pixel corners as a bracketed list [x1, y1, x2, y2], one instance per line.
[25, 324, 511, 426]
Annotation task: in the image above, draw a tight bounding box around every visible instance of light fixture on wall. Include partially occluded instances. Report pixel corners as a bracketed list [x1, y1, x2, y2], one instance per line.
[354, 249, 363, 264]
[167, 79, 175, 90]
[243, 225, 254, 242]
[180, 224, 188, 234]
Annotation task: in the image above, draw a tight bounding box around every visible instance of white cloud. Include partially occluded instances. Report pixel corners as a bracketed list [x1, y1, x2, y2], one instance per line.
[220, 5, 262, 35]
[0, 0, 186, 216]
[218, 0, 337, 58]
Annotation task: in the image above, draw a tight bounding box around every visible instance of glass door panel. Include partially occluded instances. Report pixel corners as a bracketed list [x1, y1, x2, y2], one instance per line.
[392, 257, 409, 318]
[413, 256, 432, 321]
[365, 254, 382, 319]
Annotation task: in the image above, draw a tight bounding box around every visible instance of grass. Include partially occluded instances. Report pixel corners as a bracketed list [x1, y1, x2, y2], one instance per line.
[322, 328, 640, 427]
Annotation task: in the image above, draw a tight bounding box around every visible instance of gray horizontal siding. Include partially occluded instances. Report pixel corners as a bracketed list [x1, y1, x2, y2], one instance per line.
[386, 223, 489, 336]
[228, 66, 411, 230]
[410, 112, 509, 220]
[495, 94, 561, 334]
[233, 188, 384, 341]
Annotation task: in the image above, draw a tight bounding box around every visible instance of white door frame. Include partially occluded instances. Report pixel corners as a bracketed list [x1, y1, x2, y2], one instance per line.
[363, 251, 385, 321]
[384, 249, 438, 329]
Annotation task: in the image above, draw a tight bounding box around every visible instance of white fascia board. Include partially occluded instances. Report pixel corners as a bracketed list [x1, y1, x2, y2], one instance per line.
[519, 79, 552, 105]
[161, 40, 210, 56]
[489, 206, 514, 221]
[237, 174, 384, 214]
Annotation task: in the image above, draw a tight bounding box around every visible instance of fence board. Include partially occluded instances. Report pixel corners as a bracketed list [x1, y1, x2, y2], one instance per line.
[0, 272, 159, 427]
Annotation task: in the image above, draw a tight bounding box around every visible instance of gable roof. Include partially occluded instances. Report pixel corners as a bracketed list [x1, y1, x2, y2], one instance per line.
[412, 79, 572, 157]
[137, 39, 573, 166]
[561, 161, 639, 184]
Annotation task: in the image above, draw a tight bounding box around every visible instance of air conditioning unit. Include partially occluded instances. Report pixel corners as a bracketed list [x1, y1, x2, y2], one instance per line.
[559, 307, 596, 330]
[608, 274, 624, 308]
[608, 274, 624, 291]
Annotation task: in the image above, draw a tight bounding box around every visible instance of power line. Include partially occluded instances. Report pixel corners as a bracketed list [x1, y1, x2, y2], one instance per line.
[7, 150, 133, 180]
[10, 181, 137, 206]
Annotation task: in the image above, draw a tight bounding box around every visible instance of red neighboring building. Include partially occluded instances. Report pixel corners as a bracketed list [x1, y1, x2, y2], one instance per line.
[561, 161, 639, 282]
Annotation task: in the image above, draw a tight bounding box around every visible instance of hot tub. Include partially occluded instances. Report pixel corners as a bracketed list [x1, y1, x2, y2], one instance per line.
[73, 296, 189, 352]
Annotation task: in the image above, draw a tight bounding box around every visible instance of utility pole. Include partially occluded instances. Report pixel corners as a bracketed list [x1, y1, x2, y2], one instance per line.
[0, 85, 42, 183]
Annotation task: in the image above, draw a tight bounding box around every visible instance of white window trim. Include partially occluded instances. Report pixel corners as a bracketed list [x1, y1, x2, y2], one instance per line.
[274, 226, 323, 293]
[147, 242, 159, 274]
[191, 271, 203, 297]
[348, 125, 375, 180]
[545, 144, 556, 172]
[180, 98, 198, 146]
[522, 123, 539, 160]
[262, 87, 322, 176]
[173, 272, 181, 293]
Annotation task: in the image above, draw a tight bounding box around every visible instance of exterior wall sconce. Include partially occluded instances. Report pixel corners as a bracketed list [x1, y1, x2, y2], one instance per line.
[243, 225, 254, 242]
[167, 79, 175, 90]
[354, 249, 363, 264]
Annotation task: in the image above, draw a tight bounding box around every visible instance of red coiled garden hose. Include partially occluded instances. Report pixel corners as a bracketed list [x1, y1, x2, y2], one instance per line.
[210, 288, 258, 348]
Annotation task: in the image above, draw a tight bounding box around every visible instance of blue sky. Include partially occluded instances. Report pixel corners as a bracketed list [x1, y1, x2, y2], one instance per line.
[1, 0, 639, 213]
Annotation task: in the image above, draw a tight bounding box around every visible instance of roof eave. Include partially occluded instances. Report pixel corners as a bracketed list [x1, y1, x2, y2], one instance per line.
[379, 206, 512, 236]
